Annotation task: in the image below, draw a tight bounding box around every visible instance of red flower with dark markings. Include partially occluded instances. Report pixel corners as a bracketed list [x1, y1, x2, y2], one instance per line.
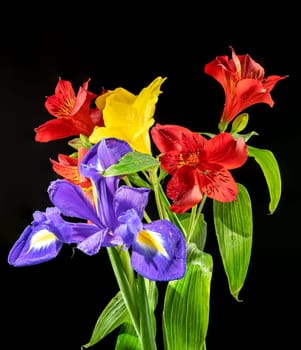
[50, 147, 93, 203]
[204, 47, 288, 129]
[34, 78, 104, 142]
[151, 124, 248, 213]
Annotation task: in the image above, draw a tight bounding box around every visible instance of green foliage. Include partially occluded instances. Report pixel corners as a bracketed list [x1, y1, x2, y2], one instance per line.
[103, 152, 159, 177]
[213, 183, 253, 300]
[248, 145, 282, 213]
[163, 244, 212, 350]
[81, 291, 128, 348]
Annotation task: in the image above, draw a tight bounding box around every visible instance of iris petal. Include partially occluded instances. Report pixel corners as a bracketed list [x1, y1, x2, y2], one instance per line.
[77, 228, 110, 255]
[48, 179, 100, 225]
[80, 138, 133, 225]
[131, 220, 186, 281]
[115, 208, 143, 247]
[136, 229, 168, 257]
[8, 208, 66, 266]
[114, 186, 150, 219]
[80, 138, 132, 179]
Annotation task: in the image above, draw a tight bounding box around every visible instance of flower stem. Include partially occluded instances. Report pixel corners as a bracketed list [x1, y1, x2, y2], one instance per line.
[187, 195, 207, 243]
[148, 168, 186, 235]
[136, 274, 158, 350]
[148, 168, 166, 220]
[107, 247, 141, 340]
[108, 247, 158, 350]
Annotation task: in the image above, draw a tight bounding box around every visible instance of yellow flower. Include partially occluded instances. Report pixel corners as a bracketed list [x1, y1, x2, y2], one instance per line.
[89, 76, 167, 154]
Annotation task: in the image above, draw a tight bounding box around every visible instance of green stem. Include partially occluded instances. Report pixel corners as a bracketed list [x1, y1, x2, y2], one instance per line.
[148, 168, 166, 220]
[187, 204, 197, 240]
[107, 247, 141, 340]
[148, 168, 187, 236]
[156, 182, 187, 236]
[187, 195, 207, 243]
[136, 275, 158, 350]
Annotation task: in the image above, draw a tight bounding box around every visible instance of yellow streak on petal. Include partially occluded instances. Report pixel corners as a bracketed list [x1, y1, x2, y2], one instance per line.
[137, 230, 168, 257]
[30, 229, 57, 250]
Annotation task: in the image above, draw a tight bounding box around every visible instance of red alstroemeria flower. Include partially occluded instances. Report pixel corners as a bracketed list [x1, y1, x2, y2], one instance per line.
[34, 78, 104, 142]
[50, 147, 93, 204]
[151, 124, 248, 213]
[204, 47, 288, 128]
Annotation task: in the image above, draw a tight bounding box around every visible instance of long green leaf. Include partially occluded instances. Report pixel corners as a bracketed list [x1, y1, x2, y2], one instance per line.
[115, 279, 158, 350]
[81, 291, 128, 349]
[248, 145, 282, 214]
[103, 152, 159, 176]
[163, 243, 213, 350]
[213, 183, 252, 300]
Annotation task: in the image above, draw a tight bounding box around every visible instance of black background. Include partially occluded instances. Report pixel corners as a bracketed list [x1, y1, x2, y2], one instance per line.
[1, 5, 299, 350]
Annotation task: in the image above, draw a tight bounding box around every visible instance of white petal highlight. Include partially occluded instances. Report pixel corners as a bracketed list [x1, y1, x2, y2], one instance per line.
[30, 229, 57, 250]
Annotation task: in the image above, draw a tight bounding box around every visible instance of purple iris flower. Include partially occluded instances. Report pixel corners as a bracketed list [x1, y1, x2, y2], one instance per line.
[8, 138, 186, 281]
[7, 207, 75, 266]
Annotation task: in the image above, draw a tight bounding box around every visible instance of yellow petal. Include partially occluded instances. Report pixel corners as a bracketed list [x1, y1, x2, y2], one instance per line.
[90, 77, 167, 154]
[134, 76, 167, 124]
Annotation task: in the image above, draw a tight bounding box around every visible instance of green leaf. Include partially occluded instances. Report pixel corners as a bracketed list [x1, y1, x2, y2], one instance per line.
[80, 133, 93, 149]
[103, 152, 159, 177]
[68, 134, 92, 150]
[81, 291, 128, 349]
[248, 145, 282, 214]
[179, 213, 207, 250]
[115, 323, 142, 350]
[213, 183, 253, 300]
[232, 131, 259, 143]
[136, 276, 157, 349]
[115, 279, 158, 350]
[127, 173, 152, 188]
[68, 137, 82, 150]
[163, 243, 213, 350]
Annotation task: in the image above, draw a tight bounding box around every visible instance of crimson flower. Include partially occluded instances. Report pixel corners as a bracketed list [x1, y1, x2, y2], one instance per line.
[151, 124, 248, 213]
[34, 78, 104, 142]
[204, 47, 288, 129]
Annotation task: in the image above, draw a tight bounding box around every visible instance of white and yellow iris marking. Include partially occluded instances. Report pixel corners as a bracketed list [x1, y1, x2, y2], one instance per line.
[30, 229, 57, 250]
[137, 230, 168, 257]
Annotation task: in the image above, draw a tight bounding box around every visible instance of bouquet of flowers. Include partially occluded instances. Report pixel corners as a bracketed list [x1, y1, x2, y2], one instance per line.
[8, 47, 287, 349]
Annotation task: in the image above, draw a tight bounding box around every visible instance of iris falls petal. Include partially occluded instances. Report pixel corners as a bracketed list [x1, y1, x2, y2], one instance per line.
[131, 220, 186, 281]
[8, 209, 64, 266]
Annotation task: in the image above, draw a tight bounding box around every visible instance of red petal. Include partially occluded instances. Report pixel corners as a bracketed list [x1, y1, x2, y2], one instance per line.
[205, 133, 248, 169]
[45, 78, 76, 118]
[152, 123, 206, 153]
[151, 124, 189, 153]
[34, 118, 79, 142]
[199, 167, 238, 202]
[167, 167, 203, 213]
[50, 159, 79, 183]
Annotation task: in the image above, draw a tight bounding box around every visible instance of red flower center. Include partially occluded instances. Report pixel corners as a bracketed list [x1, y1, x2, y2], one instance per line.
[179, 151, 200, 168]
